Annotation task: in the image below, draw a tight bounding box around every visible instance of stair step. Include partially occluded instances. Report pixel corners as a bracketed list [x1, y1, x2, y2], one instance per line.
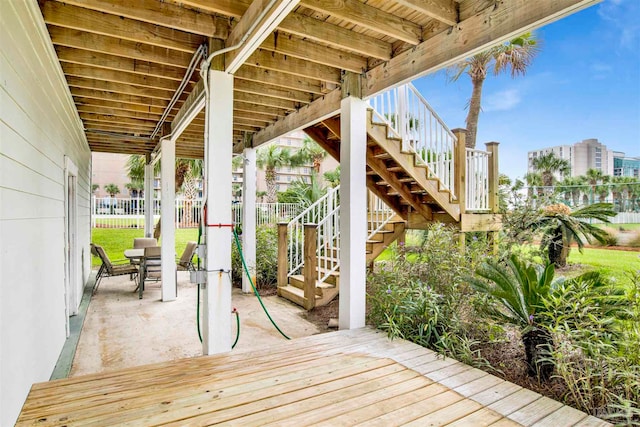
[278, 285, 320, 307]
[289, 274, 337, 289]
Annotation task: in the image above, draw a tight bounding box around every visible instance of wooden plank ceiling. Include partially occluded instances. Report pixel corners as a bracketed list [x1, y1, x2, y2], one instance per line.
[38, 0, 596, 159]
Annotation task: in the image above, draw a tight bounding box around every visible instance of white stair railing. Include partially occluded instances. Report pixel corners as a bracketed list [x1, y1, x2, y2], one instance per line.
[367, 192, 396, 239]
[465, 148, 491, 212]
[368, 83, 457, 198]
[287, 185, 340, 277]
[286, 186, 397, 285]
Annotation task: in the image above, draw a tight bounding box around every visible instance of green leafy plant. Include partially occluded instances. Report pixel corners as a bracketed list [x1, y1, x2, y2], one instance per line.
[469, 254, 558, 380]
[368, 224, 490, 367]
[231, 225, 278, 289]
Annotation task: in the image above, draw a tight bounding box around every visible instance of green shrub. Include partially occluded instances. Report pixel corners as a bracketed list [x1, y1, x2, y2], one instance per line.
[542, 271, 639, 425]
[368, 224, 491, 367]
[232, 225, 278, 289]
[590, 226, 618, 247]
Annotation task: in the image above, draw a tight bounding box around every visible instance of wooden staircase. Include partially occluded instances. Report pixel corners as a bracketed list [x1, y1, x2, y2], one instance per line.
[278, 83, 500, 310]
[277, 216, 405, 309]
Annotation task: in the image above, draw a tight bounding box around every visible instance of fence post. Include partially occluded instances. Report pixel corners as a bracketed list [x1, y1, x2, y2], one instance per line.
[452, 128, 467, 214]
[486, 141, 500, 254]
[486, 142, 500, 213]
[277, 223, 288, 289]
[303, 223, 317, 310]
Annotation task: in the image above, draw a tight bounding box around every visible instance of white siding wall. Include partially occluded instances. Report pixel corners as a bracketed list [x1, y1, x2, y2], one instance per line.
[0, 1, 92, 425]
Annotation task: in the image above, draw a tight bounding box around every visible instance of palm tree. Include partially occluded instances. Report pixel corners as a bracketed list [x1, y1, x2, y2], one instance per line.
[448, 33, 539, 148]
[292, 137, 327, 174]
[470, 254, 558, 380]
[256, 144, 294, 203]
[285, 173, 327, 209]
[323, 166, 340, 188]
[532, 203, 616, 267]
[523, 171, 543, 198]
[104, 183, 120, 197]
[558, 176, 586, 208]
[530, 152, 570, 188]
[595, 174, 611, 203]
[584, 168, 604, 205]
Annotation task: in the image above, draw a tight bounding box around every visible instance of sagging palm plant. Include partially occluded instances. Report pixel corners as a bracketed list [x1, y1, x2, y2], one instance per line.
[533, 203, 616, 267]
[470, 254, 558, 380]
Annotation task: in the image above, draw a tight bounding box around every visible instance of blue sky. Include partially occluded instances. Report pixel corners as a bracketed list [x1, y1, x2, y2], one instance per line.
[413, 0, 640, 181]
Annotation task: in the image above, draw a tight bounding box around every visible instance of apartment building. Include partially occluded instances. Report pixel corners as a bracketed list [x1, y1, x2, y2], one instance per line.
[527, 138, 615, 178]
[613, 153, 640, 178]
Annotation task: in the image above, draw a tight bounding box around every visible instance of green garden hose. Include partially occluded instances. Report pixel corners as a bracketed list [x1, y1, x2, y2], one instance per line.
[232, 228, 290, 340]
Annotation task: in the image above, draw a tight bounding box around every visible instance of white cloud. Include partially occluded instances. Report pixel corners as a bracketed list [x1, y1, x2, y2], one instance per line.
[598, 0, 640, 50]
[590, 62, 613, 80]
[484, 89, 522, 112]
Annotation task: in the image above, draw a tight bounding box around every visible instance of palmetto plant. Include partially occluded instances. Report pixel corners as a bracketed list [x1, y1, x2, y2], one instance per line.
[470, 254, 557, 380]
[530, 151, 570, 187]
[533, 203, 616, 267]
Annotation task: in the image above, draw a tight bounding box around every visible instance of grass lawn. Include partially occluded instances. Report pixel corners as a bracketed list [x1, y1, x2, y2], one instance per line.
[567, 247, 639, 286]
[91, 228, 199, 267]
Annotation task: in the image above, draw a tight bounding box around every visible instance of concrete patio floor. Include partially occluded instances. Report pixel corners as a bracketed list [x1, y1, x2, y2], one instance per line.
[69, 272, 322, 377]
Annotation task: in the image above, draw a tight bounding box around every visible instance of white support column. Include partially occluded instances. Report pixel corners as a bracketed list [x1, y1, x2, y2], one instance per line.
[338, 96, 368, 330]
[242, 147, 257, 293]
[203, 69, 233, 355]
[160, 138, 177, 301]
[144, 155, 154, 237]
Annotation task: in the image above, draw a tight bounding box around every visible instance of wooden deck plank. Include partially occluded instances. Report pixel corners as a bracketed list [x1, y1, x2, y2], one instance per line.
[314, 383, 449, 426]
[530, 405, 589, 427]
[263, 377, 434, 427]
[165, 369, 422, 426]
[488, 388, 542, 416]
[17, 328, 608, 427]
[402, 399, 486, 426]
[571, 415, 612, 426]
[470, 380, 522, 406]
[509, 396, 564, 426]
[21, 355, 394, 426]
[453, 372, 504, 397]
[446, 407, 515, 427]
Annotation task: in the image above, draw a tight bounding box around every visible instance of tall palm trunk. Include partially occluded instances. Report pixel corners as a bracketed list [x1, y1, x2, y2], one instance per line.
[154, 162, 190, 239]
[181, 175, 198, 227]
[465, 75, 485, 148]
[265, 167, 277, 203]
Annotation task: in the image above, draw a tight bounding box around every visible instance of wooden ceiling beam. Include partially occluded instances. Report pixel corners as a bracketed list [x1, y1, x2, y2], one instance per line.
[245, 49, 341, 84]
[234, 67, 324, 95]
[162, 0, 392, 60]
[70, 88, 174, 109]
[233, 101, 287, 118]
[55, 46, 188, 82]
[74, 97, 169, 116]
[299, 0, 422, 45]
[51, 0, 229, 38]
[279, 13, 391, 60]
[394, 0, 457, 26]
[225, 0, 299, 73]
[67, 77, 175, 100]
[42, 1, 205, 53]
[48, 26, 194, 69]
[61, 62, 183, 91]
[365, 0, 598, 96]
[253, 87, 341, 146]
[76, 105, 165, 121]
[233, 91, 299, 111]
[83, 123, 154, 135]
[89, 144, 154, 155]
[234, 79, 313, 104]
[260, 33, 366, 74]
[80, 113, 157, 127]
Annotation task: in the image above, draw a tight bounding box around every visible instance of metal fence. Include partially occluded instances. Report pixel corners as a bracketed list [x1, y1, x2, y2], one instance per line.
[92, 196, 302, 229]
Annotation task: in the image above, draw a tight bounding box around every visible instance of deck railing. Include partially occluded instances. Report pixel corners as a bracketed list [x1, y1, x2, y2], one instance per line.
[368, 83, 457, 198]
[465, 148, 491, 212]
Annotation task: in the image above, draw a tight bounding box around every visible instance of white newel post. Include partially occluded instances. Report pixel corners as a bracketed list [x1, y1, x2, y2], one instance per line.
[203, 69, 233, 355]
[144, 154, 153, 237]
[160, 138, 177, 301]
[339, 94, 368, 330]
[242, 147, 257, 293]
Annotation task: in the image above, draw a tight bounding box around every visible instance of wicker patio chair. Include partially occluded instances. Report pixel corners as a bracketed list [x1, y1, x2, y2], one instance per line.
[91, 243, 139, 294]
